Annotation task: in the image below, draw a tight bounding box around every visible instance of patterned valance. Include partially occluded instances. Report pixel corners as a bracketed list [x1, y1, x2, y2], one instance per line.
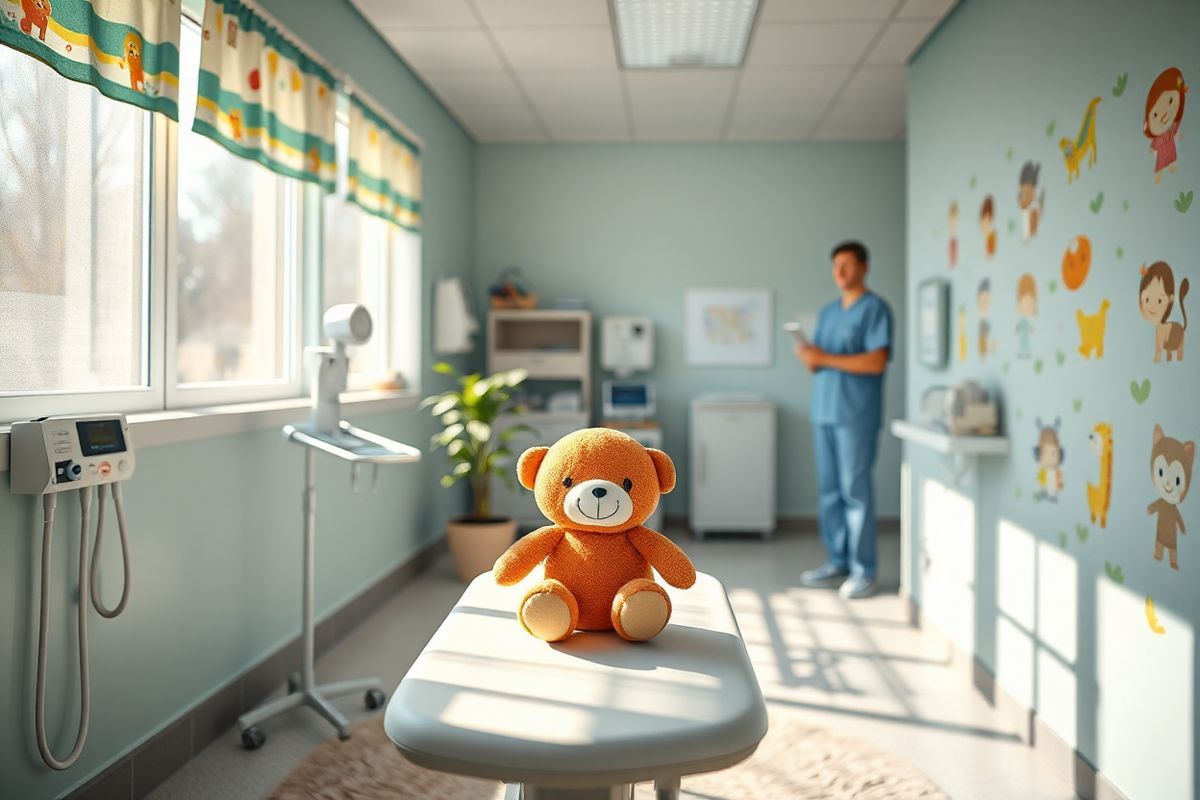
[0, 0, 181, 118]
[347, 93, 422, 231]
[193, 0, 336, 190]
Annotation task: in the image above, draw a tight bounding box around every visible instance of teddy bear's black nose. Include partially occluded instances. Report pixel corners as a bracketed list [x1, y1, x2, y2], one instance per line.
[591, 487, 608, 498]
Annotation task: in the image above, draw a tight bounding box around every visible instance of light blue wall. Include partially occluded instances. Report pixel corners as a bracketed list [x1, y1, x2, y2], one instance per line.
[475, 143, 907, 518]
[0, 2, 476, 797]
[905, 2, 1199, 798]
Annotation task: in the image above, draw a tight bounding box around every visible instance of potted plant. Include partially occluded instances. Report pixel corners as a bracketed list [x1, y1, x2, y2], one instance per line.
[423, 362, 533, 582]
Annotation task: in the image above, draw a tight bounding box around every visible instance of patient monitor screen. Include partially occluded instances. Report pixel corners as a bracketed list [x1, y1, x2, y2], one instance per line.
[76, 419, 127, 456]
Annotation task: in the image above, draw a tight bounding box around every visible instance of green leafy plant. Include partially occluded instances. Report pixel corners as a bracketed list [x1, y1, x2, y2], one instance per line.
[422, 362, 533, 520]
[1112, 72, 1128, 98]
[1176, 190, 1194, 213]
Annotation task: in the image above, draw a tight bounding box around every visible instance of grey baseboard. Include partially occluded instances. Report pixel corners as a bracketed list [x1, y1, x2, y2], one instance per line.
[64, 536, 448, 800]
[905, 595, 1130, 800]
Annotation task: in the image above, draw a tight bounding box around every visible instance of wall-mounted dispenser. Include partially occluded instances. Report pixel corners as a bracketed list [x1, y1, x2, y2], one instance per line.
[601, 316, 654, 378]
[433, 278, 479, 354]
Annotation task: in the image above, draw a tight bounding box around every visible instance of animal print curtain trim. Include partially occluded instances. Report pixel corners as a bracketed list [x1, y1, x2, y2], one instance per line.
[0, 0, 181, 119]
[347, 93, 422, 232]
[194, 0, 336, 191]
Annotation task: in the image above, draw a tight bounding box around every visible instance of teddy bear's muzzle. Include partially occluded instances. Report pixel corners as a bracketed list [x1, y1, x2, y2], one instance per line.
[563, 479, 633, 527]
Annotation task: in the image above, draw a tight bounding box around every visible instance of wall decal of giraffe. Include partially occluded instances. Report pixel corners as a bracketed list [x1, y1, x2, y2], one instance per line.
[1088, 422, 1114, 527]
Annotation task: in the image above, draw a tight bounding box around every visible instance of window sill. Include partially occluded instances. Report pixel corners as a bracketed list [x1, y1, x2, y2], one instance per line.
[0, 389, 422, 473]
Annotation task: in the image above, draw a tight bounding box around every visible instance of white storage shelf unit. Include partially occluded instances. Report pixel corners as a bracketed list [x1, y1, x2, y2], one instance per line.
[487, 310, 593, 528]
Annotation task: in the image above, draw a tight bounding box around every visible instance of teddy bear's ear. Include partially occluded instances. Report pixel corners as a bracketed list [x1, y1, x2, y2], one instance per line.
[517, 446, 550, 490]
[646, 448, 676, 494]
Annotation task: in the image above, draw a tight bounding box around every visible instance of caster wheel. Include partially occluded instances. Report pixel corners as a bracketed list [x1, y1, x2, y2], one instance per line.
[286, 673, 300, 694]
[364, 688, 386, 710]
[241, 726, 266, 750]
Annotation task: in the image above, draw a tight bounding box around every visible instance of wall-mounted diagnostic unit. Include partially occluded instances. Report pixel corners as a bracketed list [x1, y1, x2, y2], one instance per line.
[10, 414, 136, 770]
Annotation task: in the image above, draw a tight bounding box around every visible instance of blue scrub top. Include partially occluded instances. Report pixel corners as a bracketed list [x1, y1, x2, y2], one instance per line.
[810, 290, 894, 428]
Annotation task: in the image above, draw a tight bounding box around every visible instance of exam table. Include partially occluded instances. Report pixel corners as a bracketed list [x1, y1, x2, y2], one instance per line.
[384, 571, 768, 800]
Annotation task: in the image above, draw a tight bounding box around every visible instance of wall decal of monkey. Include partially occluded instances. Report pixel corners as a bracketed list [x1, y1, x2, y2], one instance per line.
[1148, 424, 1194, 570]
[1034, 417, 1065, 502]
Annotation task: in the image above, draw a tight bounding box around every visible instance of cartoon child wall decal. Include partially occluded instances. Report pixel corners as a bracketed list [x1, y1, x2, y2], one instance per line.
[1148, 423, 1194, 570]
[1016, 273, 1037, 359]
[977, 279, 993, 359]
[1139, 261, 1190, 362]
[1017, 162, 1044, 241]
[1034, 417, 1065, 502]
[980, 195, 996, 257]
[1144, 68, 1187, 184]
[948, 201, 959, 269]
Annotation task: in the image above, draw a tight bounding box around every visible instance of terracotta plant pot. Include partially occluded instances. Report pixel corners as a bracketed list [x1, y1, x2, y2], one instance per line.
[446, 516, 518, 583]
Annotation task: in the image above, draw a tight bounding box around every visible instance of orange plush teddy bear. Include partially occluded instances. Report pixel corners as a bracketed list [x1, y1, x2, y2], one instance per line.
[492, 428, 696, 643]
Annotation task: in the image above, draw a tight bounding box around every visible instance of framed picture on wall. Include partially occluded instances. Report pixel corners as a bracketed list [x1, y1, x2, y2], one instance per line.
[684, 288, 773, 366]
[917, 278, 950, 368]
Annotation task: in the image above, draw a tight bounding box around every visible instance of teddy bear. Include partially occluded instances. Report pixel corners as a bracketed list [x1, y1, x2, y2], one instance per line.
[492, 428, 696, 643]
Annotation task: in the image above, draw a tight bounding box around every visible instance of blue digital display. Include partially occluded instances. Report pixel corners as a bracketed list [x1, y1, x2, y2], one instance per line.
[76, 420, 126, 456]
[611, 383, 649, 406]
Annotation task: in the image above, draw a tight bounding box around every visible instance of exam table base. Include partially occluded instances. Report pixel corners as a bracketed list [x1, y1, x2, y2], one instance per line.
[505, 780, 680, 800]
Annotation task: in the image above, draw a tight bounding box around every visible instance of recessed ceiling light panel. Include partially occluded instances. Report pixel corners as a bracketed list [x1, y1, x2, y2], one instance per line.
[613, 0, 760, 69]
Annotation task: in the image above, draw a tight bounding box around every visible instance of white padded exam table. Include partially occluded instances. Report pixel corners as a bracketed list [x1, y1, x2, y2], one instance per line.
[384, 572, 768, 800]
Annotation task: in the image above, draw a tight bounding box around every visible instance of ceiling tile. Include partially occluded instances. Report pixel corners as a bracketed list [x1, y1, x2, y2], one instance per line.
[385, 29, 505, 72]
[455, 104, 547, 142]
[759, 0, 900, 22]
[735, 67, 849, 109]
[746, 21, 882, 67]
[839, 66, 906, 108]
[865, 18, 939, 64]
[421, 71, 527, 108]
[540, 105, 631, 142]
[812, 102, 905, 139]
[473, 0, 611, 28]
[519, 70, 625, 108]
[896, 0, 957, 19]
[625, 71, 737, 141]
[352, 0, 478, 29]
[490, 26, 618, 71]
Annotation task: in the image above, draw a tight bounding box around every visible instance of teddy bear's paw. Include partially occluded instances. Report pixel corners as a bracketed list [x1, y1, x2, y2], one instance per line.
[612, 579, 672, 642]
[521, 590, 575, 642]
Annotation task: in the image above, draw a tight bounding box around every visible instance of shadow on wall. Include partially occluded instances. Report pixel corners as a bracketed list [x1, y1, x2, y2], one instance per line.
[915, 474, 1194, 798]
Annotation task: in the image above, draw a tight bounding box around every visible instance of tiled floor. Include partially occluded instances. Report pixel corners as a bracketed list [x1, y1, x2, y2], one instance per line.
[152, 527, 1075, 800]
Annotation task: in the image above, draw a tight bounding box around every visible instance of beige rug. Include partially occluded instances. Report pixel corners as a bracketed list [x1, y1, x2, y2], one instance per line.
[269, 713, 948, 799]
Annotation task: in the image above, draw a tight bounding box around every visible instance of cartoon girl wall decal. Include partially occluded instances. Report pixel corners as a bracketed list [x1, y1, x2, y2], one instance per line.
[1144, 68, 1187, 184]
[980, 195, 996, 258]
[1016, 273, 1037, 359]
[948, 201, 959, 269]
[1034, 417, 1065, 503]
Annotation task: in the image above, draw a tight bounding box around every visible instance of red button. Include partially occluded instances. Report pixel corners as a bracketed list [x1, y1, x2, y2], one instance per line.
[99, 462, 112, 476]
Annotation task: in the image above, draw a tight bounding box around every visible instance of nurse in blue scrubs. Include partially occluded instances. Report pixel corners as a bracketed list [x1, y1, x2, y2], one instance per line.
[795, 241, 893, 599]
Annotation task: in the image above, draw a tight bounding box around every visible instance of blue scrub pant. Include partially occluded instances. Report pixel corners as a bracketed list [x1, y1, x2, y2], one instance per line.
[813, 423, 880, 579]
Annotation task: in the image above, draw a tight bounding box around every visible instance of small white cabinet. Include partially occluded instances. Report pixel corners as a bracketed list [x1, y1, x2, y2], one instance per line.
[689, 396, 776, 540]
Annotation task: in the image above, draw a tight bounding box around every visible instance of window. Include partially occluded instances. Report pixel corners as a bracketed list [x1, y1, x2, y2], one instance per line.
[323, 117, 388, 383]
[322, 114, 423, 389]
[0, 46, 161, 419]
[0, 16, 422, 425]
[169, 20, 302, 404]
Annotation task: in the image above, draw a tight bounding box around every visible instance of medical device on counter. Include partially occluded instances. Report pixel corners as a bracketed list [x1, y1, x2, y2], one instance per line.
[920, 381, 999, 436]
[602, 379, 656, 420]
[10, 414, 136, 770]
[238, 304, 421, 751]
